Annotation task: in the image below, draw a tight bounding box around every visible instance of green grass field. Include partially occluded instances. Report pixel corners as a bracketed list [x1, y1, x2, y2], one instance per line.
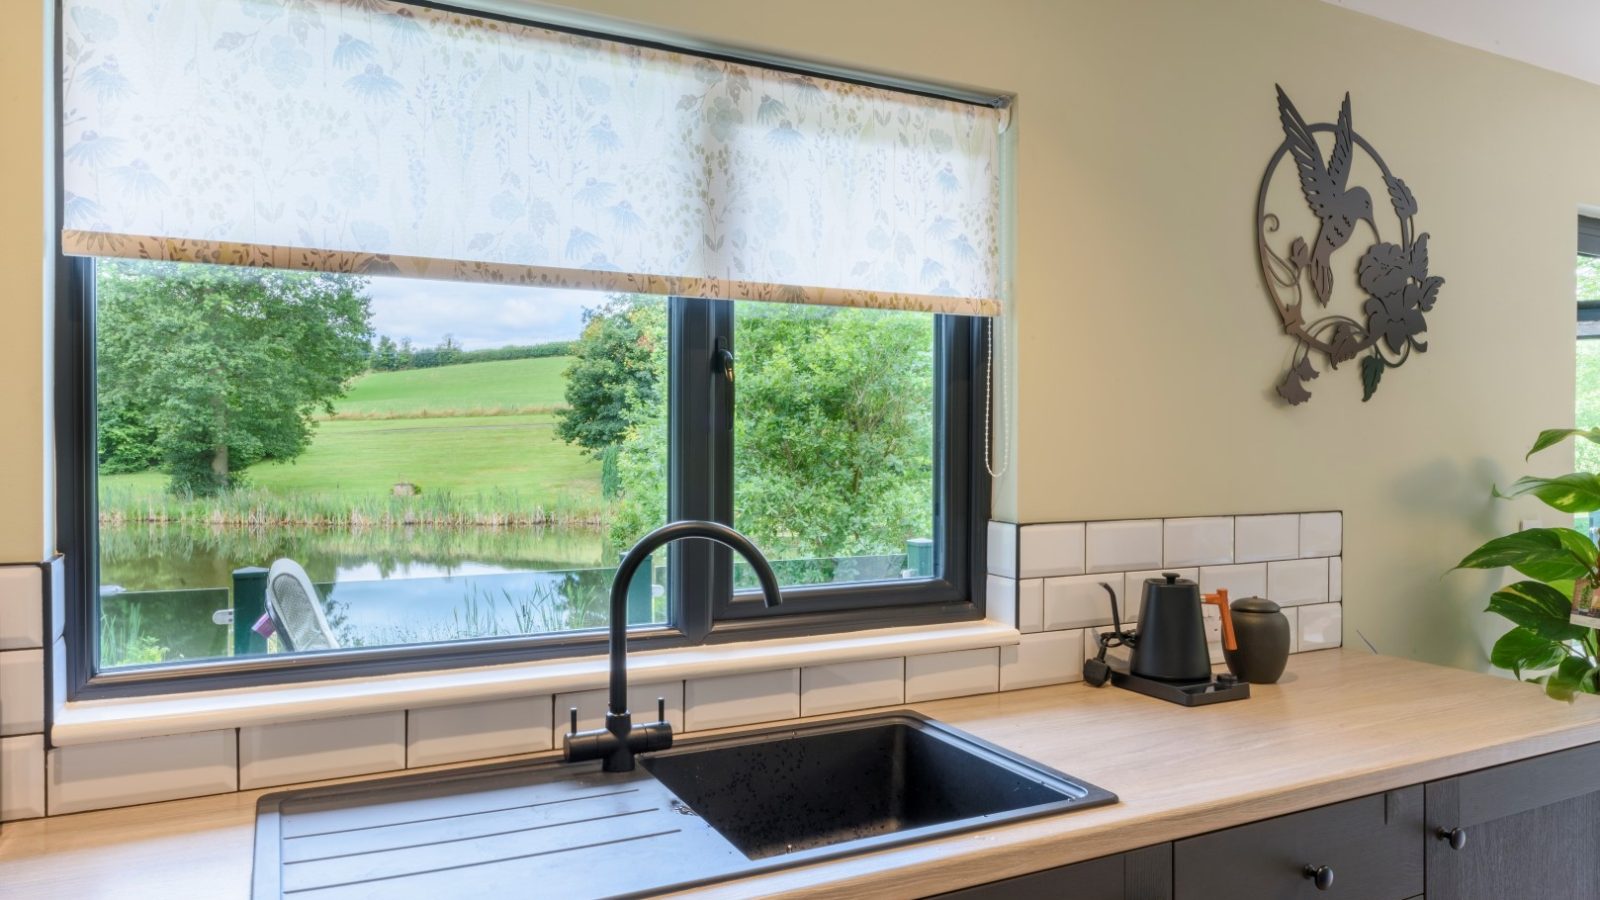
[332, 356, 572, 416]
[100, 357, 606, 522]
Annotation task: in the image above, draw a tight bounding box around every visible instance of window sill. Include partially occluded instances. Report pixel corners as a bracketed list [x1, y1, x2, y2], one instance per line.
[51, 620, 1021, 746]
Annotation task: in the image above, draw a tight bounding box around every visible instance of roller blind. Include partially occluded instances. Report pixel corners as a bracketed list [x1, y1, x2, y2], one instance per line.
[60, 0, 1005, 316]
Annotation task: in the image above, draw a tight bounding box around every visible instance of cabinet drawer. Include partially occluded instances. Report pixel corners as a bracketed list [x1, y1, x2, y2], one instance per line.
[1174, 787, 1423, 899]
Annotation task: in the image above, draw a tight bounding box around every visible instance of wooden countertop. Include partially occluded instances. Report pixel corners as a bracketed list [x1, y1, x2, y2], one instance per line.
[5, 649, 1600, 899]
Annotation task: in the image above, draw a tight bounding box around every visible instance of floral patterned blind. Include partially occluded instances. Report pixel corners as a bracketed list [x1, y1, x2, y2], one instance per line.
[60, 0, 1005, 316]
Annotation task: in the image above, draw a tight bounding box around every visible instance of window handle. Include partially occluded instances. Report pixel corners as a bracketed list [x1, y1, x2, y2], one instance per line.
[713, 338, 734, 428]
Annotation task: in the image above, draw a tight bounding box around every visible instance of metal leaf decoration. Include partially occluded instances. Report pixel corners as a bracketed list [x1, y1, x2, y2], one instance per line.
[1257, 86, 1445, 404]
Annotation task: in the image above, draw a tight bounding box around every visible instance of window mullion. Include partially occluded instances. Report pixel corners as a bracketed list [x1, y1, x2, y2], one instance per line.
[667, 297, 733, 643]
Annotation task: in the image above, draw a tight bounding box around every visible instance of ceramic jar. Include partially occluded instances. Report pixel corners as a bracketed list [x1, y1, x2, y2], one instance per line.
[1223, 596, 1291, 684]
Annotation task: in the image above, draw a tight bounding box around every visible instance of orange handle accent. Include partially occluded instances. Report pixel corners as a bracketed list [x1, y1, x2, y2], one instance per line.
[1203, 589, 1238, 652]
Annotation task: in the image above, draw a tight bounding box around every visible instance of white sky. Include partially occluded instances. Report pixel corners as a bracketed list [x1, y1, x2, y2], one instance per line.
[364, 275, 600, 350]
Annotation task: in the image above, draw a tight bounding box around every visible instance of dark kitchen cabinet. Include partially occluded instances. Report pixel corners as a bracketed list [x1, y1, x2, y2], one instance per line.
[1173, 786, 1424, 899]
[932, 844, 1172, 900]
[1425, 742, 1600, 900]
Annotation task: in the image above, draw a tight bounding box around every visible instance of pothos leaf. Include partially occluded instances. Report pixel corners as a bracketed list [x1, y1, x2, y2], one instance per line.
[1544, 655, 1599, 702]
[1486, 581, 1589, 642]
[1360, 354, 1384, 402]
[1455, 528, 1597, 582]
[1489, 626, 1566, 679]
[1493, 473, 1600, 514]
[1526, 428, 1600, 460]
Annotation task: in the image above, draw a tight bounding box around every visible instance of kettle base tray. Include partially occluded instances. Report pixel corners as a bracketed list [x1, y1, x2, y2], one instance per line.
[1109, 667, 1251, 707]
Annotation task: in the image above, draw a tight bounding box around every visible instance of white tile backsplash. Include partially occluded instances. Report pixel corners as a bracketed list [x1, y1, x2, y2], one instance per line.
[801, 658, 904, 716]
[1298, 602, 1343, 650]
[1123, 568, 1198, 620]
[1330, 556, 1343, 603]
[1018, 578, 1044, 634]
[1083, 620, 1137, 668]
[685, 669, 799, 731]
[1085, 520, 1162, 574]
[986, 575, 1018, 629]
[1198, 563, 1267, 601]
[0, 565, 43, 650]
[0, 648, 44, 736]
[0, 734, 45, 821]
[1044, 574, 1123, 630]
[48, 730, 237, 815]
[987, 521, 1018, 578]
[1268, 558, 1330, 607]
[1001, 630, 1083, 690]
[556, 681, 685, 735]
[1300, 512, 1342, 558]
[1235, 515, 1299, 563]
[407, 696, 552, 768]
[905, 648, 999, 702]
[1163, 518, 1234, 567]
[240, 712, 405, 790]
[1019, 523, 1085, 578]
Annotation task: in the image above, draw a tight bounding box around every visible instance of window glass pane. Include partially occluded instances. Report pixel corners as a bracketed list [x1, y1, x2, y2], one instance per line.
[730, 301, 937, 589]
[1579, 254, 1600, 539]
[95, 259, 667, 668]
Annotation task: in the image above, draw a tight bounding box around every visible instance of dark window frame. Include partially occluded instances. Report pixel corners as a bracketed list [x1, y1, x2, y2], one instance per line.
[58, 268, 989, 700]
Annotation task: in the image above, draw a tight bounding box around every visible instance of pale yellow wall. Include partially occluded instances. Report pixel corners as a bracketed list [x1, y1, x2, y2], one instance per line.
[535, 0, 1595, 671]
[1, 0, 1593, 671]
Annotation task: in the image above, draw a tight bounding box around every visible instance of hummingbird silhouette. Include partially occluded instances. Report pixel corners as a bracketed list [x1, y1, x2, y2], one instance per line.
[1276, 85, 1378, 306]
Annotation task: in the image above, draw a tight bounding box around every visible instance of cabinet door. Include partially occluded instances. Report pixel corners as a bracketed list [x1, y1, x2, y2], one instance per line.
[1426, 743, 1600, 900]
[932, 844, 1172, 900]
[1173, 787, 1424, 899]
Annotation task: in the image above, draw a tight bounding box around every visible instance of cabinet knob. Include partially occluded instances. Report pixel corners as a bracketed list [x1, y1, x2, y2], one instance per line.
[1302, 864, 1334, 891]
[1437, 826, 1468, 850]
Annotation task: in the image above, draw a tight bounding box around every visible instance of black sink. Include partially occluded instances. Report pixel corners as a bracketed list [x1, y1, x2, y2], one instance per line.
[643, 712, 1115, 861]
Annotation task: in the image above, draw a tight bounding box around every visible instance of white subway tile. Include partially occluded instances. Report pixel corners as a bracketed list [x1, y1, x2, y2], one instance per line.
[0, 566, 42, 650]
[408, 696, 552, 769]
[1044, 574, 1123, 631]
[1019, 523, 1085, 578]
[1235, 515, 1299, 563]
[1300, 512, 1342, 558]
[1085, 520, 1162, 574]
[685, 669, 799, 732]
[1198, 563, 1267, 602]
[987, 521, 1018, 578]
[555, 681, 684, 735]
[1001, 630, 1084, 690]
[1298, 603, 1343, 651]
[1123, 569, 1198, 621]
[1268, 558, 1330, 607]
[1018, 579, 1044, 633]
[240, 712, 405, 790]
[0, 734, 45, 821]
[48, 730, 237, 815]
[986, 575, 1018, 629]
[47, 556, 64, 643]
[1163, 518, 1234, 567]
[1285, 606, 1301, 654]
[1330, 557, 1343, 603]
[905, 648, 999, 702]
[801, 658, 904, 716]
[0, 649, 44, 736]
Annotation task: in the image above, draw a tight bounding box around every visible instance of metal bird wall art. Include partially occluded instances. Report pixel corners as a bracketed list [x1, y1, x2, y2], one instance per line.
[1257, 85, 1445, 405]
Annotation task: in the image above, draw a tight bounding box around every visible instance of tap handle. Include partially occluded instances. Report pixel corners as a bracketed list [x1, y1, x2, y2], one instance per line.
[657, 696, 666, 724]
[568, 706, 578, 736]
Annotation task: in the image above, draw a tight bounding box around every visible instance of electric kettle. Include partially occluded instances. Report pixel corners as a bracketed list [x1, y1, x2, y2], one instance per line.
[1129, 572, 1237, 682]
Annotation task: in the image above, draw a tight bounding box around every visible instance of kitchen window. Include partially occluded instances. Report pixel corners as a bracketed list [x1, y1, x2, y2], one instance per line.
[55, 0, 1007, 697]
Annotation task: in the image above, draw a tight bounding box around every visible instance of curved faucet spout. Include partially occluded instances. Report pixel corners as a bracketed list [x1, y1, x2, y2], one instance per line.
[609, 521, 782, 718]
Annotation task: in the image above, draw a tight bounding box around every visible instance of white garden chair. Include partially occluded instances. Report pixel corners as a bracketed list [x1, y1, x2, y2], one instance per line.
[265, 558, 340, 651]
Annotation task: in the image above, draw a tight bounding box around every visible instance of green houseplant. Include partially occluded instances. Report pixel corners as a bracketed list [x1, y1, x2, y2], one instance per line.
[1456, 428, 1600, 700]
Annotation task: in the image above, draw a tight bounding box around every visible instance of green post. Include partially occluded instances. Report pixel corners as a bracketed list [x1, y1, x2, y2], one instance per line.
[625, 552, 653, 625]
[232, 567, 268, 657]
[907, 538, 934, 578]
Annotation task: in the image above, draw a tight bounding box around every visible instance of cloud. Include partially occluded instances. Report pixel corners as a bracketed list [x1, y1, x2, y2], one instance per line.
[364, 275, 603, 350]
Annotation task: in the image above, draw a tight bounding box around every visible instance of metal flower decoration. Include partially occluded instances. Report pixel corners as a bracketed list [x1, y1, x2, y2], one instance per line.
[1257, 85, 1444, 404]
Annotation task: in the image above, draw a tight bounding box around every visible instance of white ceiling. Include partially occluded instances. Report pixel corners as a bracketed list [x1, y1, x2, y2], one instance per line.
[1322, 0, 1600, 87]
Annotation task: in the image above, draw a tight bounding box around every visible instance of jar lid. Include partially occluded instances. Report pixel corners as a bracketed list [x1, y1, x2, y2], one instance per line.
[1230, 595, 1280, 613]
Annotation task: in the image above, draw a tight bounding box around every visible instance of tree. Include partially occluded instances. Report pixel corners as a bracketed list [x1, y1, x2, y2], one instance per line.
[97, 261, 373, 495]
[555, 297, 666, 455]
[372, 335, 401, 371]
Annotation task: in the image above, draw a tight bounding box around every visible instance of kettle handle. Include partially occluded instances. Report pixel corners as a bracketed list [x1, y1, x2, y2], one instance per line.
[1202, 589, 1238, 651]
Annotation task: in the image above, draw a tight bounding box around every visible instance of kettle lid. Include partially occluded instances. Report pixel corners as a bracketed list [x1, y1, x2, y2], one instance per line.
[1147, 571, 1196, 587]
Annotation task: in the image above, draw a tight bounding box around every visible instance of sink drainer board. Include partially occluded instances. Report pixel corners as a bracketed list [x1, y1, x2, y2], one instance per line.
[252, 713, 1116, 899]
